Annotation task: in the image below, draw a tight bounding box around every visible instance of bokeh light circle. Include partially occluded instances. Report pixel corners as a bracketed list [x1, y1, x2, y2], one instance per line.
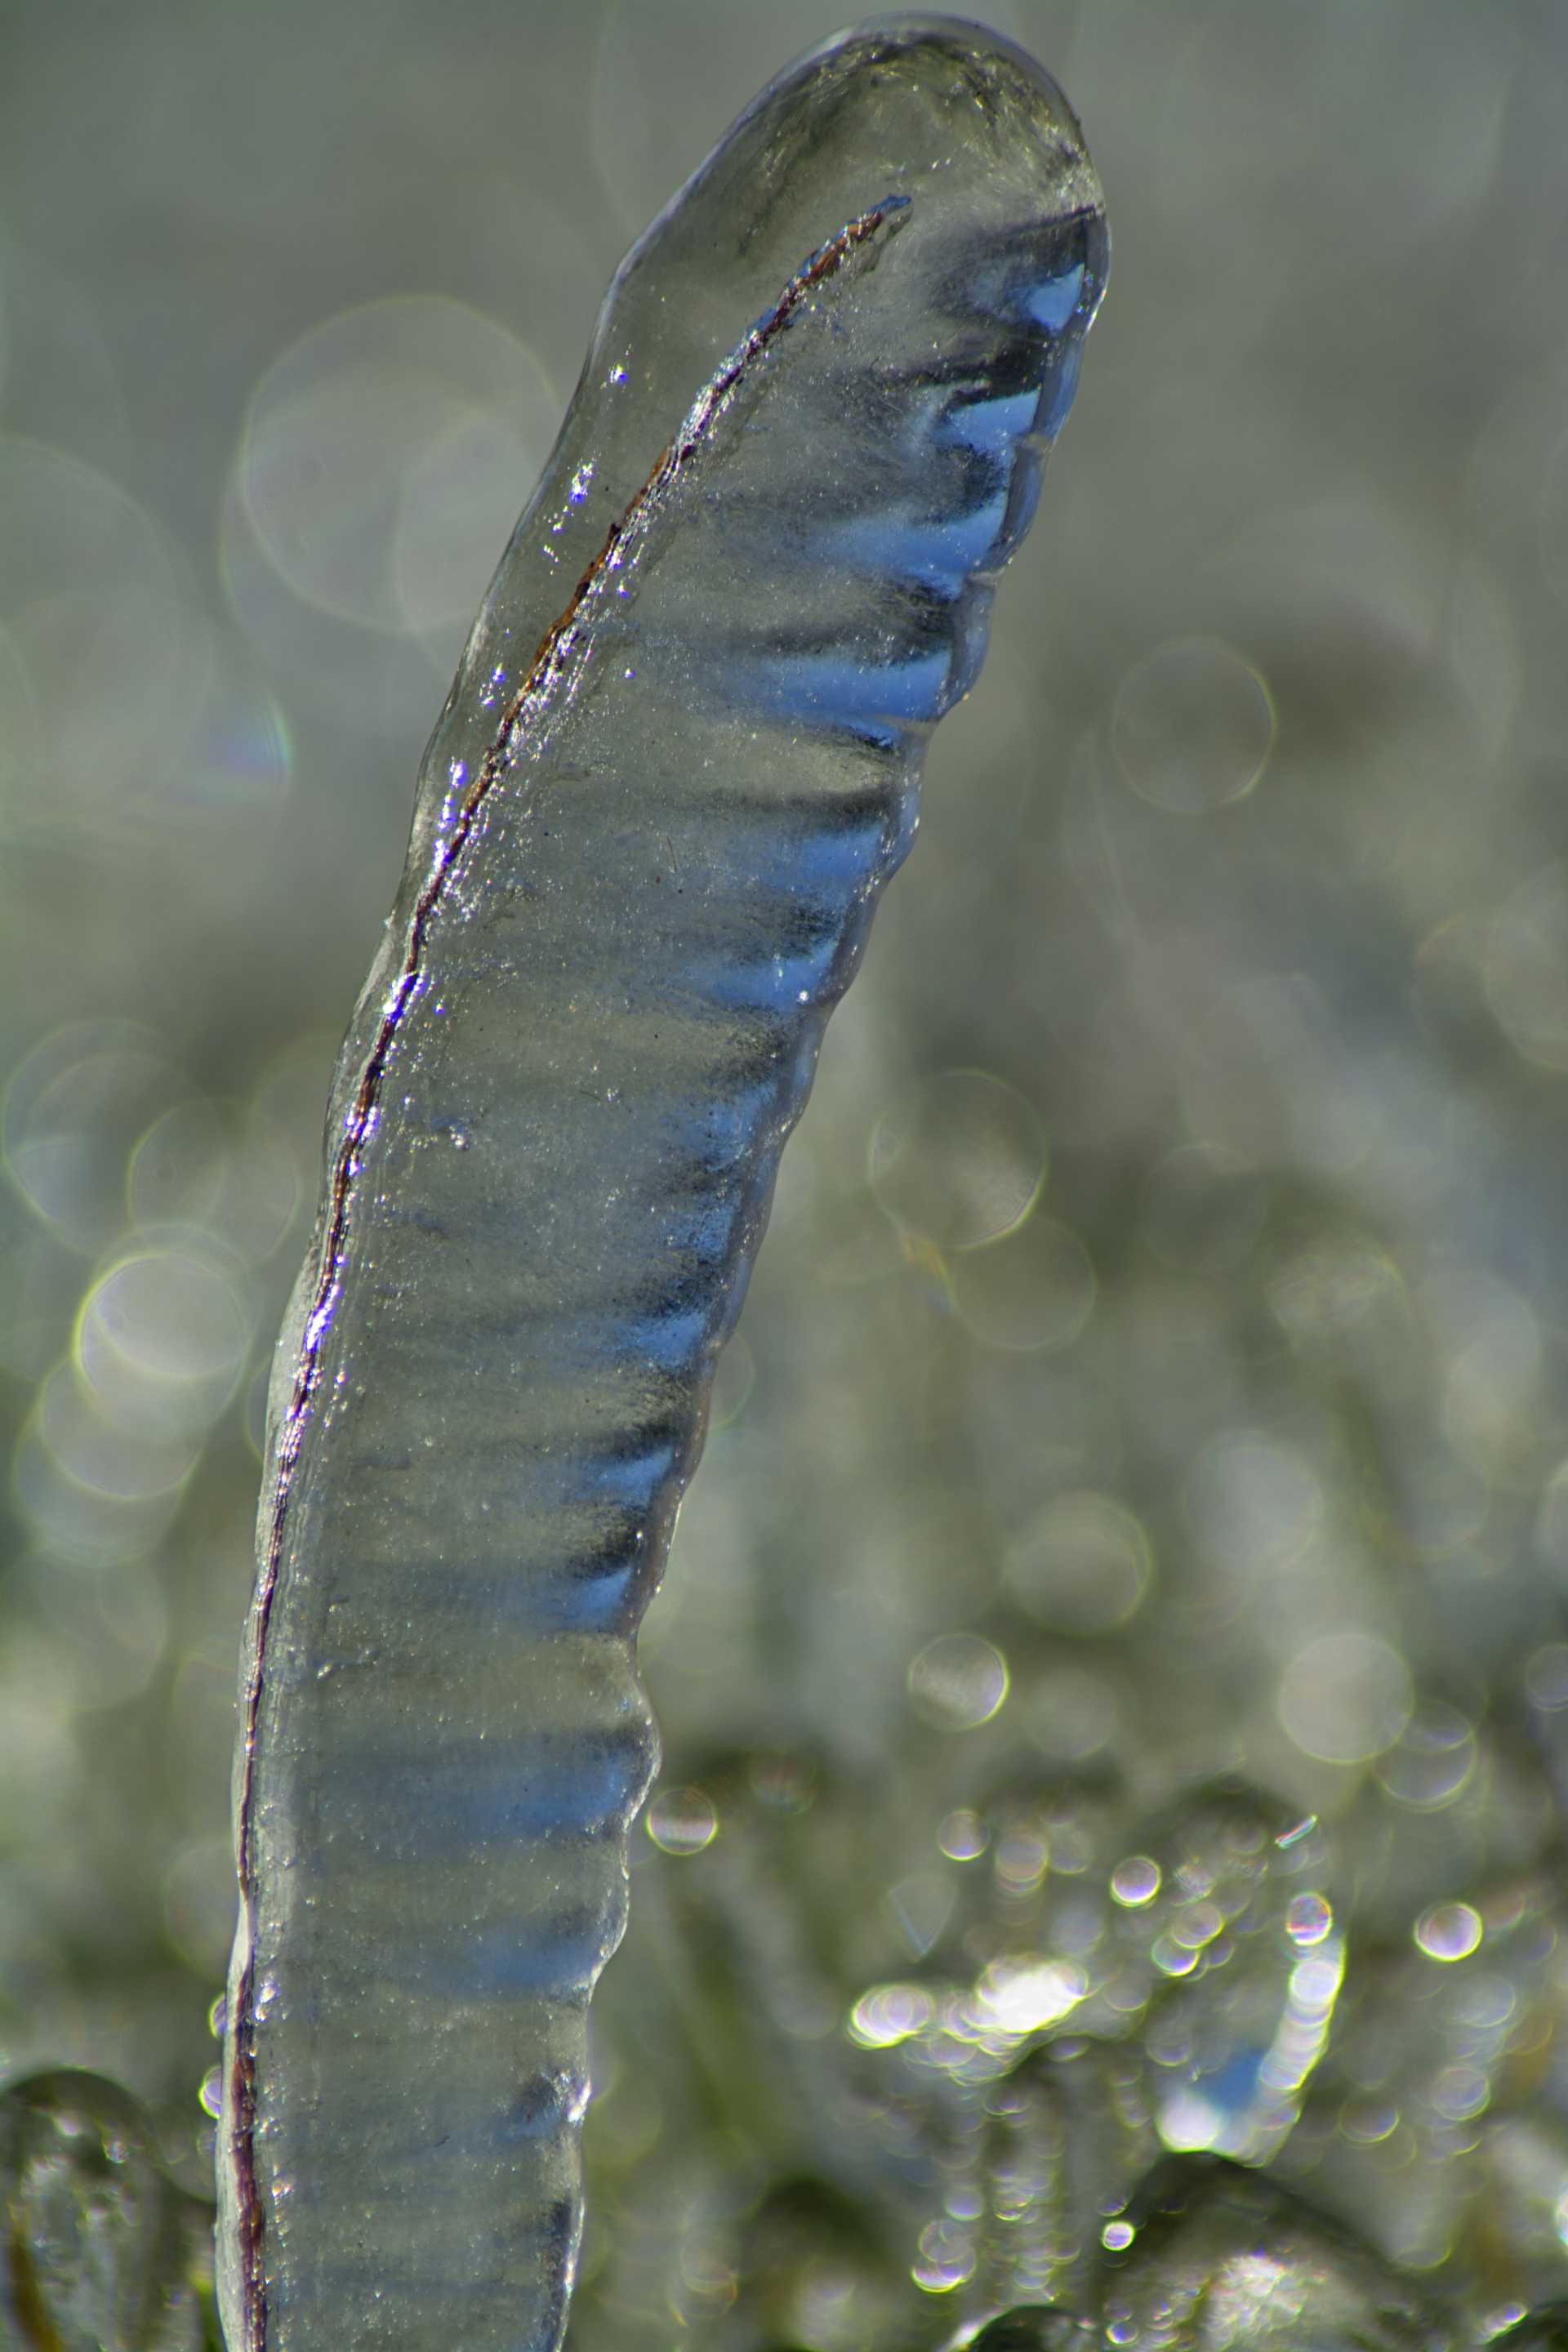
[1112, 635, 1276, 813]
[0, 434, 202, 840]
[1277, 1630, 1413, 1765]
[238, 296, 558, 661]
[952, 1215, 1096, 1353]
[646, 1785, 718, 1856]
[76, 1244, 252, 1441]
[870, 1070, 1046, 1252]
[5, 1022, 180, 1253]
[1004, 1490, 1153, 1635]
[1414, 1901, 1483, 1963]
[907, 1633, 1009, 1731]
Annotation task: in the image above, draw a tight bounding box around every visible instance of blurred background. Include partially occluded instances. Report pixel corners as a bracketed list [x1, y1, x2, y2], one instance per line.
[2, 1, 1568, 2344]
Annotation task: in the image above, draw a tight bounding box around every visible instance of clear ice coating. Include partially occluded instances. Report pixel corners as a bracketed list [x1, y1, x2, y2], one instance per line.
[1097, 2160, 1446, 2352]
[0, 2070, 209, 2350]
[822, 1773, 1345, 2326]
[1120, 1785, 1344, 2166]
[217, 18, 1106, 2352]
[1493, 2313, 1568, 2352]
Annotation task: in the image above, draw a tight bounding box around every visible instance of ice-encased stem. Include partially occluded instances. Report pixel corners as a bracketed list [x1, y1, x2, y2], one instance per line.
[219, 19, 1107, 2350]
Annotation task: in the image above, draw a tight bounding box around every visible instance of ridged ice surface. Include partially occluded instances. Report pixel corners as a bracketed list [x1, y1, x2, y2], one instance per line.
[217, 19, 1106, 2352]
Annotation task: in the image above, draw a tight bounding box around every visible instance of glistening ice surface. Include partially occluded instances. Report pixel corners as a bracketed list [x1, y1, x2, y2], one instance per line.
[216, 21, 1104, 2352]
[3, 4, 1568, 2351]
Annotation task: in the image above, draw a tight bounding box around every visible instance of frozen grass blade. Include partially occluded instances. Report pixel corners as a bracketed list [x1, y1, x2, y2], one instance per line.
[219, 20, 1107, 2350]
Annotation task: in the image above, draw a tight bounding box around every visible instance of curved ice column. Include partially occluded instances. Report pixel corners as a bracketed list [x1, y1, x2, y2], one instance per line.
[219, 18, 1107, 2351]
